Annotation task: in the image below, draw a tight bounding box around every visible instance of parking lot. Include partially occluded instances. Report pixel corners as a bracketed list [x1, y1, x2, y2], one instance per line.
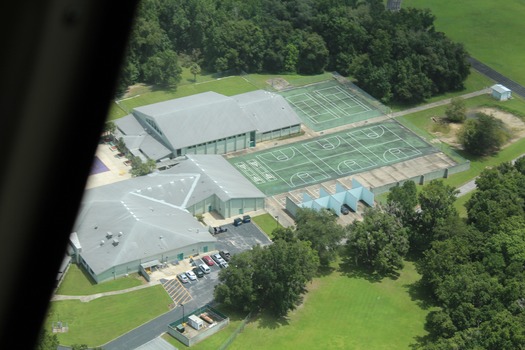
[157, 221, 273, 308]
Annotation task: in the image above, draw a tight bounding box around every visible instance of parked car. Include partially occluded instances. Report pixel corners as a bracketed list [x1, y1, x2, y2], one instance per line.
[219, 250, 231, 261]
[192, 267, 204, 278]
[242, 214, 251, 223]
[219, 261, 229, 268]
[341, 204, 351, 215]
[185, 270, 197, 281]
[199, 263, 211, 274]
[178, 273, 189, 283]
[212, 253, 225, 265]
[202, 255, 215, 266]
[233, 217, 242, 226]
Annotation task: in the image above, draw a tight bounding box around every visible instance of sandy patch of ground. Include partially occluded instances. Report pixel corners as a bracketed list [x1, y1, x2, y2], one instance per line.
[432, 107, 525, 147]
[266, 78, 291, 90]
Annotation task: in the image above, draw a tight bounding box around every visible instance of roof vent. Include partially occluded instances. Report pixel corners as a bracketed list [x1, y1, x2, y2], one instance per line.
[100, 240, 105, 246]
[159, 235, 163, 239]
[112, 238, 119, 246]
[118, 231, 123, 237]
[106, 231, 113, 239]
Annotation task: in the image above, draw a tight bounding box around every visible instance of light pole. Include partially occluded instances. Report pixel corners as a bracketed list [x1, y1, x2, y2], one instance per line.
[275, 215, 279, 229]
[180, 303, 185, 323]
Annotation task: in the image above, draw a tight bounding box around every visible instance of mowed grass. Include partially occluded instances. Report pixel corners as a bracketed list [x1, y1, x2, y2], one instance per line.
[251, 213, 281, 238]
[46, 285, 173, 347]
[56, 263, 144, 295]
[227, 261, 431, 350]
[404, 0, 525, 85]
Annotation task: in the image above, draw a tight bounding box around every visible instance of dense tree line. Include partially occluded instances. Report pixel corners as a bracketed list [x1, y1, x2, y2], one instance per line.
[386, 165, 525, 349]
[117, 0, 470, 104]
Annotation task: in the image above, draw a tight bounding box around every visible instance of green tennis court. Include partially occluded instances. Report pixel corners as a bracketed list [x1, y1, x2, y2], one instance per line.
[279, 80, 386, 131]
[229, 120, 438, 196]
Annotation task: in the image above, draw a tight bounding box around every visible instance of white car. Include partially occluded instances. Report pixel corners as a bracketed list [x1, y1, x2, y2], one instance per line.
[178, 273, 189, 283]
[185, 270, 197, 281]
[219, 261, 229, 268]
[199, 264, 211, 274]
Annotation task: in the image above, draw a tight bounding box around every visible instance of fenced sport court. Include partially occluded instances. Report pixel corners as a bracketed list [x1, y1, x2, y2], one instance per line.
[230, 120, 439, 196]
[279, 79, 388, 131]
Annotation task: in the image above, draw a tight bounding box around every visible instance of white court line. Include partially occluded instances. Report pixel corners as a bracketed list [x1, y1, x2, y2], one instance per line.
[344, 132, 383, 165]
[382, 123, 422, 154]
[246, 159, 278, 182]
[305, 92, 340, 120]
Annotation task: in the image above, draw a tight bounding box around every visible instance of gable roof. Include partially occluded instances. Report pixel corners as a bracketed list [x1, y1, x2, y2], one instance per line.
[132, 92, 257, 149]
[234, 90, 301, 133]
[491, 84, 511, 94]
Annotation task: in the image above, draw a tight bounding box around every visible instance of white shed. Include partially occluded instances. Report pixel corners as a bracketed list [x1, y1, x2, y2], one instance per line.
[188, 315, 204, 330]
[491, 84, 512, 101]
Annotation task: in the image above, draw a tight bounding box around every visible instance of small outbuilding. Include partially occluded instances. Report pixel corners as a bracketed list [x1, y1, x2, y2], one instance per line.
[188, 315, 204, 330]
[491, 84, 512, 101]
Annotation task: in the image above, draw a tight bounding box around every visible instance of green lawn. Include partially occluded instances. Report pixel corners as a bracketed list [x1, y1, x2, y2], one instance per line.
[56, 264, 144, 296]
[46, 285, 173, 347]
[226, 261, 431, 350]
[404, 0, 525, 86]
[252, 213, 281, 238]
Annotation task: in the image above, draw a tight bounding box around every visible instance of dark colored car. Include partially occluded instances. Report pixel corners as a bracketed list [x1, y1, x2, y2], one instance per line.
[193, 267, 204, 278]
[233, 217, 243, 226]
[242, 215, 251, 223]
[219, 250, 231, 261]
[341, 204, 350, 215]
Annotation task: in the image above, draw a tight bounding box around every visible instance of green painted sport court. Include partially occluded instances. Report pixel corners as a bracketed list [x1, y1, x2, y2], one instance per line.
[279, 79, 388, 131]
[229, 120, 439, 196]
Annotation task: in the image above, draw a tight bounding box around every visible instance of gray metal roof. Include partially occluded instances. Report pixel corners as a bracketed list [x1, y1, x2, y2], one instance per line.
[491, 84, 511, 93]
[115, 114, 146, 135]
[170, 155, 266, 203]
[234, 90, 301, 133]
[73, 155, 264, 275]
[133, 92, 257, 149]
[74, 173, 218, 276]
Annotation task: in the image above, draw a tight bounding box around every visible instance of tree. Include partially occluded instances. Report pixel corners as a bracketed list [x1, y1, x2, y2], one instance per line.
[346, 207, 409, 275]
[297, 32, 329, 74]
[143, 49, 182, 87]
[445, 97, 466, 123]
[214, 240, 319, 317]
[130, 156, 156, 177]
[386, 180, 417, 225]
[458, 112, 510, 155]
[294, 208, 345, 266]
[189, 62, 201, 82]
[35, 329, 59, 350]
[412, 180, 459, 253]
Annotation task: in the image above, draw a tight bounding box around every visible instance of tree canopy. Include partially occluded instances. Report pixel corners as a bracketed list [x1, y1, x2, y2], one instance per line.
[116, 0, 470, 104]
[214, 240, 319, 317]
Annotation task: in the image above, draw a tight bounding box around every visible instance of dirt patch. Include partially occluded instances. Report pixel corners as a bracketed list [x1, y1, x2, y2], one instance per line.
[432, 107, 525, 147]
[121, 83, 152, 99]
[266, 78, 291, 91]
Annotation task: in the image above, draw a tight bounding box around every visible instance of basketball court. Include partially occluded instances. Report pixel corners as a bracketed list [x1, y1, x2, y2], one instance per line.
[230, 120, 439, 196]
[279, 79, 386, 131]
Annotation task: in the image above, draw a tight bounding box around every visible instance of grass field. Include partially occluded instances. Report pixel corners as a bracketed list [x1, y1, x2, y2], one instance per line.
[231, 120, 438, 195]
[251, 213, 281, 238]
[225, 261, 431, 350]
[404, 0, 525, 86]
[46, 285, 172, 347]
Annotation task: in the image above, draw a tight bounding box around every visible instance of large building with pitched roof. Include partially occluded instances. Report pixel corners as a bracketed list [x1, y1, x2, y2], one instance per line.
[115, 90, 301, 161]
[69, 155, 265, 283]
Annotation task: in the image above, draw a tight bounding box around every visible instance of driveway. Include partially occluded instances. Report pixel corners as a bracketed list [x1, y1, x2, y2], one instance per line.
[100, 222, 271, 350]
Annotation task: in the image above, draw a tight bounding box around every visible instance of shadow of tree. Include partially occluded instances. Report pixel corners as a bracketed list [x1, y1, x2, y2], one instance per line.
[255, 311, 290, 330]
[337, 258, 383, 283]
[316, 264, 335, 277]
[403, 280, 436, 310]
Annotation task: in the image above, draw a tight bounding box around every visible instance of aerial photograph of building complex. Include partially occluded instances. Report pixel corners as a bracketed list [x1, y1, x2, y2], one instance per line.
[36, 1, 525, 349]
